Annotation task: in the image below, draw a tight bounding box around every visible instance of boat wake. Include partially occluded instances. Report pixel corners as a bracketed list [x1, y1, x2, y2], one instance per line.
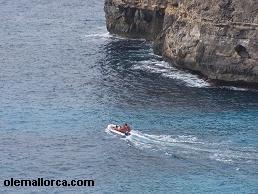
[106, 128, 258, 165]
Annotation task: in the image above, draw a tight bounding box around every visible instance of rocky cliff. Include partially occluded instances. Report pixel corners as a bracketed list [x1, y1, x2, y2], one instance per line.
[104, 0, 258, 86]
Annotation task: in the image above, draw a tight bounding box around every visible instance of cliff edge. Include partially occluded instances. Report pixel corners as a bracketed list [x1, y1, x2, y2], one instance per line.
[104, 0, 258, 86]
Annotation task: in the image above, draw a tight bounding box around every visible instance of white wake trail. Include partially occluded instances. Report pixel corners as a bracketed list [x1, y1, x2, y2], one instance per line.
[111, 129, 258, 164]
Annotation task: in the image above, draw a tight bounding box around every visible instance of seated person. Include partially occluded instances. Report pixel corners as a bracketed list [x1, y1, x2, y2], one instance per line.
[120, 123, 131, 134]
[124, 123, 131, 132]
[114, 123, 131, 134]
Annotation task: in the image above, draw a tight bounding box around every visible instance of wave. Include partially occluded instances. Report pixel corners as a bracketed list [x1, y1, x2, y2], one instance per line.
[131, 60, 210, 88]
[85, 32, 146, 41]
[85, 32, 112, 39]
[131, 60, 258, 91]
[219, 86, 250, 92]
[106, 127, 258, 165]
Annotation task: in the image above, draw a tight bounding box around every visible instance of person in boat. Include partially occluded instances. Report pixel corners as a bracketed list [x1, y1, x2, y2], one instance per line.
[119, 123, 131, 134]
[114, 123, 131, 134]
[114, 125, 124, 133]
[124, 123, 131, 133]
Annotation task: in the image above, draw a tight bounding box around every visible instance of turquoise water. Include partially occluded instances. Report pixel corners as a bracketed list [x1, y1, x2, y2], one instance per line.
[0, 0, 258, 193]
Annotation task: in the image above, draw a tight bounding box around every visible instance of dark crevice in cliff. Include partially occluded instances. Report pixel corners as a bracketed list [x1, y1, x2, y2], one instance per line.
[235, 45, 250, 59]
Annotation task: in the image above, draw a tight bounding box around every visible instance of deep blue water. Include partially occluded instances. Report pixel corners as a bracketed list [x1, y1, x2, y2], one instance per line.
[1, 0, 258, 193]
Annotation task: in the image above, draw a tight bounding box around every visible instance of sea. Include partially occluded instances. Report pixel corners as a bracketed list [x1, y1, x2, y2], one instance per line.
[0, 0, 258, 193]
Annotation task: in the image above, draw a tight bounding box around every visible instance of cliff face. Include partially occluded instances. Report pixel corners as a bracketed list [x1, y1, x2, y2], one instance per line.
[104, 0, 258, 85]
[104, 0, 167, 40]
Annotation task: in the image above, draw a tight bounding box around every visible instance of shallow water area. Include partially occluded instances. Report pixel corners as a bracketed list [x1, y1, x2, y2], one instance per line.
[1, 0, 258, 193]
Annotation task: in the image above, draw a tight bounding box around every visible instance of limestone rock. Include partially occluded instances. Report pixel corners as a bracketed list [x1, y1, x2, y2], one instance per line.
[104, 0, 258, 86]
